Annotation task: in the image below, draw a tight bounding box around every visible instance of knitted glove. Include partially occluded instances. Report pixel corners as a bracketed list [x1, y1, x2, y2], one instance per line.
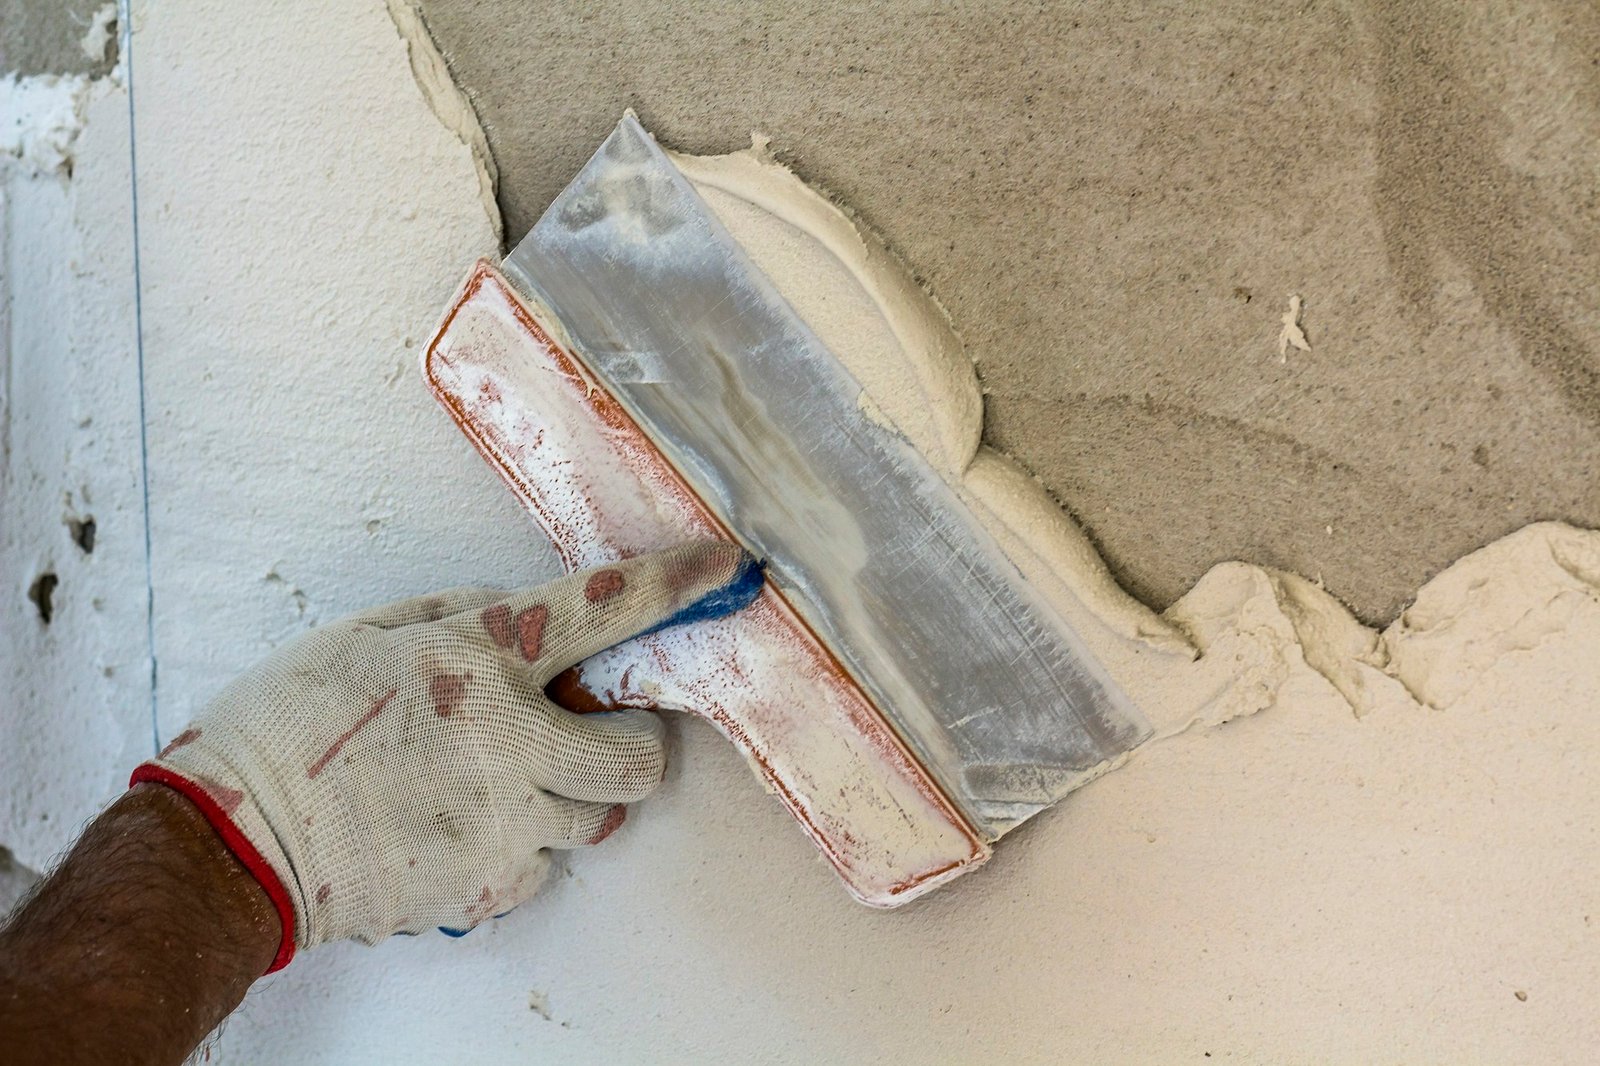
[132, 542, 762, 972]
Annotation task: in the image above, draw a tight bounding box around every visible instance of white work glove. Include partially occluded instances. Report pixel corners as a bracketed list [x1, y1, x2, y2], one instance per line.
[132, 542, 761, 972]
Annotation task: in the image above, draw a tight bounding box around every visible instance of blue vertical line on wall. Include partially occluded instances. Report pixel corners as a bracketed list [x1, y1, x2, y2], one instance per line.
[120, 0, 160, 755]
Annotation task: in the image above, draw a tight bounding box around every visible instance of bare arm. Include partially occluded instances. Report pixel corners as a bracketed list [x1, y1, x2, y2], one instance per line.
[0, 783, 279, 1066]
[0, 544, 759, 1063]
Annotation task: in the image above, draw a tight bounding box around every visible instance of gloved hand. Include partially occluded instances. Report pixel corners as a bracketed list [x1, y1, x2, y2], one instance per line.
[132, 542, 762, 972]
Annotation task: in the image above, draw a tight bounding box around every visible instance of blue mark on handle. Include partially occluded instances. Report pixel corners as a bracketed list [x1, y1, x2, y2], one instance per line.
[636, 554, 765, 640]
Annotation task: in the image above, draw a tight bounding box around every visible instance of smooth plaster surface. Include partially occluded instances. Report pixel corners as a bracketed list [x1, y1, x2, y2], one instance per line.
[410, 0, 1600, 622]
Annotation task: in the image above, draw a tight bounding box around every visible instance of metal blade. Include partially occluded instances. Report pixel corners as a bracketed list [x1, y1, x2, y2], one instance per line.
[503, 115, 1149, 836]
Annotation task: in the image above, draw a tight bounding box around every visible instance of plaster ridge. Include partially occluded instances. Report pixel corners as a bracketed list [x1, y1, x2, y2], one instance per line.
[1255, 566, 1413, 716]
[1544, 520, 1600, 589]
[382, 0, 503, 247]
[668, 133, 1600, 744]
[668, 141, 981, 479]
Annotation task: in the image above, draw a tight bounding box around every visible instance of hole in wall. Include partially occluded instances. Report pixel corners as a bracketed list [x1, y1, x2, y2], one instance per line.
[68, 516, 96, 554]
[27, 573, 59, 625]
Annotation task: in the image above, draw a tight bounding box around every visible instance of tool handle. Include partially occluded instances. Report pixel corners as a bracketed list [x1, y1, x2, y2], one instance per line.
[425, 262, 987, 905]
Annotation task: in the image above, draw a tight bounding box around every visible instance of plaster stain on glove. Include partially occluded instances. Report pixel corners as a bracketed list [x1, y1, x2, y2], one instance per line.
[481, 603, 515, 647]
[205, 780, 245, 816]
[584, 569, 626, 603]
[517, 605, 549, 661]
[429, 673, 470, 718]
[482, 601, 549, 661]
[185, 774, 246, 816]
[160, 727, 201, 757]
[589, 804, 627, 844]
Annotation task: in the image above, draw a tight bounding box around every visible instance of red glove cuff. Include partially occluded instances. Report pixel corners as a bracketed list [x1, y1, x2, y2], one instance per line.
[130, 764, 297, 974]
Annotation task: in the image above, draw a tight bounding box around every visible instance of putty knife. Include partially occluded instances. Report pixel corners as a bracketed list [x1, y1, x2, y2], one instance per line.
[423, 114, 1149, 905]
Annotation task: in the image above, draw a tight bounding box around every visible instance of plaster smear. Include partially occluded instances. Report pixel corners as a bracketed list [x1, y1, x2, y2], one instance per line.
[671, 134, 1600, 726]
[382, 0, 502, 245]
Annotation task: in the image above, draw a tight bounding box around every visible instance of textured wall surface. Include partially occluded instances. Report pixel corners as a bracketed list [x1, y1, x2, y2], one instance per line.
[0, 0, 550, 959]
[412, 0, 1600, 622]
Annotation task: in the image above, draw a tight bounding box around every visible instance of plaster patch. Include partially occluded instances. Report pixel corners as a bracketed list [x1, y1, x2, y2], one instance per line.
[1, 72, 96, 176]
[1277, 292, 1311, 360]
[383, 0, 502, 246]
[80, 5, 119, 64]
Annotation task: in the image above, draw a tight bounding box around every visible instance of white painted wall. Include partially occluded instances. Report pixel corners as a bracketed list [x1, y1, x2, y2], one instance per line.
[1, 57, 148, 874]
[4, 2, 1596, 1062]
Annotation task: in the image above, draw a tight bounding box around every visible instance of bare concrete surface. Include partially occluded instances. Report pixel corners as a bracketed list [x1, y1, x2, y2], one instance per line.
[0, 0, 116, 78]
[408, 0, 1600, 622]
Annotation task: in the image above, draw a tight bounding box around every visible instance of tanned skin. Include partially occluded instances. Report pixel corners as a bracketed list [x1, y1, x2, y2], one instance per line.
[0, 784, 279, 1065]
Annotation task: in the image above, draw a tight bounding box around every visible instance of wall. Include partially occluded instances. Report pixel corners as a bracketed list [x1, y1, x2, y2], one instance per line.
[2, 26, 147, 878]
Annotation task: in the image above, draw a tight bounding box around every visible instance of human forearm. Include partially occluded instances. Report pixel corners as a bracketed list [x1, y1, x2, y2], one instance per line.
[0, 543, 760, 1062]
[0, 783, 279, 1066]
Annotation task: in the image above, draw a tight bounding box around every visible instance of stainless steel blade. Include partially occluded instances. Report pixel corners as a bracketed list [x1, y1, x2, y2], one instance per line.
[503, 115, 1150, 837]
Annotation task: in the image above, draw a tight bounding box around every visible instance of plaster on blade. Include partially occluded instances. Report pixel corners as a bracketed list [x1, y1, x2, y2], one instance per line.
[501, 115, 1150, 836]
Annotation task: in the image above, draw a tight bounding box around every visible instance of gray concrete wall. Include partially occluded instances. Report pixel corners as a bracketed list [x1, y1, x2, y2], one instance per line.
[412, 0, 1600, 621]
[1, 0, 117, 78]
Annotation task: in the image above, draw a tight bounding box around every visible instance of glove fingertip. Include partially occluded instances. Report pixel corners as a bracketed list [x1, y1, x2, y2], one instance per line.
[637, 551, 764, 641]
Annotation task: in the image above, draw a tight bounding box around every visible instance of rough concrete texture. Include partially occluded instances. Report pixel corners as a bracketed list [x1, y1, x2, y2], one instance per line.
[411, 0, 1600, 622]
[0, 0, 117, 77]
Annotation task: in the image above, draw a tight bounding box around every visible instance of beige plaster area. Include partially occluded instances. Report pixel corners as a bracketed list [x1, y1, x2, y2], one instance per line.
[407, 0, 1600, 623]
